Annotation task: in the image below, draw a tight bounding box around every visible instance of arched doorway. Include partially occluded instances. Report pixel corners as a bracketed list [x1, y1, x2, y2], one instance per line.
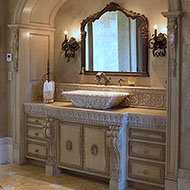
[10, 0, 182, 189]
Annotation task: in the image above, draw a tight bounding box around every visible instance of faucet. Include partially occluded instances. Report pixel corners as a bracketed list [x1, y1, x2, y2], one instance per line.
[117, 78, 125, 86]
[95, 72, 111, 85]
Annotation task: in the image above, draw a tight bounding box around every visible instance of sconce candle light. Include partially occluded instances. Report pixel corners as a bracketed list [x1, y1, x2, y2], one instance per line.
[62, 30, 79, 62]
[148, 24, 167, 57]
[64, 30, 68, 40]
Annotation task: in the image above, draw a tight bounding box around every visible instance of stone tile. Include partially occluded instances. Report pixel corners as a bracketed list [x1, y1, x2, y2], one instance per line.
[0, 164, 109, 190]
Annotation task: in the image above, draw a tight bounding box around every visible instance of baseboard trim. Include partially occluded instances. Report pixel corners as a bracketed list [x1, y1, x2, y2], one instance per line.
[178, 169, 190, 190]
[0, 137, 13, 164]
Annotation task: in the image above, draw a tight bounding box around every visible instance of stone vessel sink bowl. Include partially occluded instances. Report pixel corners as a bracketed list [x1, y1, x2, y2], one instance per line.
[62, 90, 129, 110]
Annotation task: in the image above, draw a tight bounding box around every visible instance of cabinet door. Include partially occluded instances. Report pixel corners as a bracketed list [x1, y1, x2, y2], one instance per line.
[58, 122, 82, 169]
[83, 126, 109, 175]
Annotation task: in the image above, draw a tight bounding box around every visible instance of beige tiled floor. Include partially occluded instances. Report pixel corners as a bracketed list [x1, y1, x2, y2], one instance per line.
[0, 164, 109, 190]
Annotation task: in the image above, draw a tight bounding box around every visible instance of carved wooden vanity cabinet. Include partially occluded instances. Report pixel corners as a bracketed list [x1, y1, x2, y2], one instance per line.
[57, 121, 110, 178]
[24, 102, 166, 190]
[127, 115, 166, 190]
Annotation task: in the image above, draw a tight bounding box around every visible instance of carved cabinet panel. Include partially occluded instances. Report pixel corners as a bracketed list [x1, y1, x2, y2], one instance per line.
[58, 122, 82, 169]
[128, 159, 165, 185]
[128, 126, 166, 189]
[27, 126, 45, 140]
[83, 126, 109, 175]
[57, 121, 110, 177]
[129, 141, 165, 161]
[129, 128, 166, 143]
[27, 140, 48, 160]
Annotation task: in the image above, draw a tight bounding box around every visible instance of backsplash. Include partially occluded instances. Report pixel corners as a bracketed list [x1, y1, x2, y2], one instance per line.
[55, 83, 166, 110]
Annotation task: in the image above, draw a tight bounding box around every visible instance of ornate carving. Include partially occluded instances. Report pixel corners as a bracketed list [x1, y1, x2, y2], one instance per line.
[10, 27, 19, 72]
[65, 140, 72, 151]
[23, 102, 166, 130]
[128, 113, 166, 130]
[42, 118, 57, 166]
[62, 90, 128, 110]
[55, 83, 167, 110]
[106, 125, 122, 182]
[91, 144, 98, 156]
[168, 17, 178, 77]
[23, 103, 46, 115]
[81, 2, 148, 39]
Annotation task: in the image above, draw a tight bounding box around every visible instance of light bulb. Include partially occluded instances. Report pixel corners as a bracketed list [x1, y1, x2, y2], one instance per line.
[154, 24, 158, 30]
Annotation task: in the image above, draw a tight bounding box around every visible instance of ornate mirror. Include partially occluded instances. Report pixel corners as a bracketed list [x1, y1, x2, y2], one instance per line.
[80, 2, 149, 76]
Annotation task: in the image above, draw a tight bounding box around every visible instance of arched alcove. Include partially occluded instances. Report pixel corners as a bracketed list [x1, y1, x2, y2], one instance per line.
[10, 0, 182, 189]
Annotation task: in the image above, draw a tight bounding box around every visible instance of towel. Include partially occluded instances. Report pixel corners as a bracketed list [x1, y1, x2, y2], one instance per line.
[43, 80, 55, 103]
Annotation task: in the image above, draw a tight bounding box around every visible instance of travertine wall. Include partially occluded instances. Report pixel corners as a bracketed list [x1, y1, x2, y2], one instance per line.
[54, 0, 168, 88]
[180, 0, 190, 169]
[0, 0, 7, 137]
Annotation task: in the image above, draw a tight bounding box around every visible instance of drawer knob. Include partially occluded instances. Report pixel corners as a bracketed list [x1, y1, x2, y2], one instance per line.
[35, 149, 39, 153]
[35, 132, 39, 136]
[143, 149, 149, 154]
[143, 170, 148, 175]
[35, 120, 39, 123]
[66, 140, 72, 151]
[91, 144, 98, 156]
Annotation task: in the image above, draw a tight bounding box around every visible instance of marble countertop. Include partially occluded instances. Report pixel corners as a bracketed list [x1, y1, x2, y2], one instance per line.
[24, 101, 166, 117]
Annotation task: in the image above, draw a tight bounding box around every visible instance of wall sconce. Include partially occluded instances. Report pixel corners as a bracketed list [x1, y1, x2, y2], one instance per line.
[148, 25, 167, 57]
[62, 30, 80, 62]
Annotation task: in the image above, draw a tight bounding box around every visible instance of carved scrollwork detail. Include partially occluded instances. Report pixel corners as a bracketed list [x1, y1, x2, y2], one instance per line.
[168, 17, 178, 78]
[42, 118, 56, 165]
[66, 140, 73, 151]
[10, 27, 19, 72]
[106, 125, 122, 182]
[91, 144, 98, 156]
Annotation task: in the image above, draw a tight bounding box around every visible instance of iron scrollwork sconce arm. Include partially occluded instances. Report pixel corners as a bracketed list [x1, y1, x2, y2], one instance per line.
[62, 37, 80, 62]
[148, 33, 167, 57]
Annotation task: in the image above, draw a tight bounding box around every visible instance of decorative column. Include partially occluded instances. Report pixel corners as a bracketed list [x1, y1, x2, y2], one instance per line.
[162, 11, 182, 189]
[8, 25, 25, 165]
[43, 118, 60, 176]
[107, 125, 127, 190]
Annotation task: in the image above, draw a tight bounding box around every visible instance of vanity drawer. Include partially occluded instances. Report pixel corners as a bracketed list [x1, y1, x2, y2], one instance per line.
[26, 141, 48, 160]
[128, 159, 164, 184]
[27, 126, 45, 140]
[27, 116, 44, 126]
[129, 128, 166, 143]
[129, 141, 165, 161]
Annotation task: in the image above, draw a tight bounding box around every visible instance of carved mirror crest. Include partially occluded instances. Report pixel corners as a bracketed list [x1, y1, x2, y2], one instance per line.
[80, 2, 149, 76]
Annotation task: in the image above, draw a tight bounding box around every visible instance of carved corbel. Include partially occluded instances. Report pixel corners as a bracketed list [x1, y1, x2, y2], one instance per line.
[106, 125, 122, 189]
[42, 118, 57, 175]
[10, 27, 19, 72]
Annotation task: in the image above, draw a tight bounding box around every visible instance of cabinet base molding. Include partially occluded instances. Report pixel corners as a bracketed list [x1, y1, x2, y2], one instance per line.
[128, 181, 164, 190]
[57, 164, 109, 179]
[28, 158, 46, 167]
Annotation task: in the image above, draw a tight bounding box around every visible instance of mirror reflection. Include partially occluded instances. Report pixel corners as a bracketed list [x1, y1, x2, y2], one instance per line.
[81, 2, 149, 76]
[85, 11, 144, 72]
